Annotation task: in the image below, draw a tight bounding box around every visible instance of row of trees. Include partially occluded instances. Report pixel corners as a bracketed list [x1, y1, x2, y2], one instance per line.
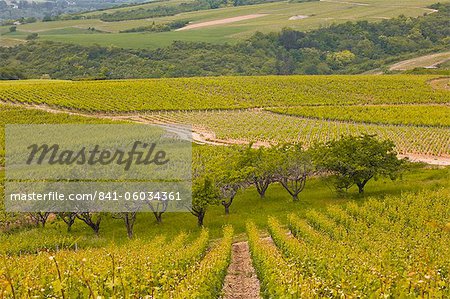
[19, 134, 405, 237]
[191, 134, 404, 226]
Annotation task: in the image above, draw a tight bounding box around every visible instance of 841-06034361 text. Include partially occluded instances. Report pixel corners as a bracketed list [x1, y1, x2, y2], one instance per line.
[9, 191, 183, 201]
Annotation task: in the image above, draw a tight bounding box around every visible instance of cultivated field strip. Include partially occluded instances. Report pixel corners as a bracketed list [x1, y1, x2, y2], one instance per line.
[140, 110, 450, 157]
[1, 103, 448, 163]
[267, 104, 450, 127]
[248, 190, 450, 298]
[0, 75, 448, 112]
[0, 227, 234, 298]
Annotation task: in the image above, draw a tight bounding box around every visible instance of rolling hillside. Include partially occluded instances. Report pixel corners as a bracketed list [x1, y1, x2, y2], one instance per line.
[1, 0, 448, 49]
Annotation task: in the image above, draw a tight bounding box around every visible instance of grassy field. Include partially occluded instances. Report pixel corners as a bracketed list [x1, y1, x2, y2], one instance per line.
[2, 0, 448, 49]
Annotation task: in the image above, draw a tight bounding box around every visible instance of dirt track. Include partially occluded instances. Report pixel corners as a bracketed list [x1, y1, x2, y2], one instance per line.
[176, 14, 267, 31]
[222, 241, 261, 299]
[390, 51, 450, 71]
[429, 77, 450, 91]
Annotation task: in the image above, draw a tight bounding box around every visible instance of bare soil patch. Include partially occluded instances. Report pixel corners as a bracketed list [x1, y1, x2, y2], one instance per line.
[320, 0, 369, 6]
[0, 38, 27, 48]
[222, 241, 261, 299]
[176, 14, 267, 31]
[429, 77, 450, 91]
[390, 51, 450, 71]
[398, 154, 450, 166]
[289, 15, 309, 20]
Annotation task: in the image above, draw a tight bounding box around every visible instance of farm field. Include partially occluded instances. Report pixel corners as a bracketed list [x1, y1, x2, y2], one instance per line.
[1, 0, 450, 295]
[0, 104, 118, 165]
[0, 75, 448, 111]
[1, 226, 233, 298]
[250, 189, 450, 297]
[0, 73, 449, 297]
[267, 105, 450, 127]
[0, 75, 448, 161]
[2, 0, 448, 49]
[142, 110, 450, 157]
[2, 182, 449, 297]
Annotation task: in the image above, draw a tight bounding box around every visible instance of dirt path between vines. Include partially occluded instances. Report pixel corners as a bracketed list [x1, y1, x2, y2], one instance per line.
[1, 100, 449, 165]
[222, 241, 261, 299]
[429, 77, 450, 91]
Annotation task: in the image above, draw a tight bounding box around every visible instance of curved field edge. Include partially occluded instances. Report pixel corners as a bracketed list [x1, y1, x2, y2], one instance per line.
[266, 104, 450, 127]
[1, 103, 449, 163]
[139, 110, 450, 158]
[0, 75, 448, 112]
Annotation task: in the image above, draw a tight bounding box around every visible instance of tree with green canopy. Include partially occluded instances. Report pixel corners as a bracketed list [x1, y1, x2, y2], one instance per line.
[238, 145, 277, 199]
[274, 144, 313, 201]
[315, 134, 405, 194]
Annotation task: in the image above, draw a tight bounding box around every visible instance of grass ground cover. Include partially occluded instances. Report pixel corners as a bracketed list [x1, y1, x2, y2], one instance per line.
[1, 164, 448, 249]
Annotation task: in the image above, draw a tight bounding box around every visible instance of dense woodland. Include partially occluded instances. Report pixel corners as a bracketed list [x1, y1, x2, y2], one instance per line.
[0, 3, 449, 79]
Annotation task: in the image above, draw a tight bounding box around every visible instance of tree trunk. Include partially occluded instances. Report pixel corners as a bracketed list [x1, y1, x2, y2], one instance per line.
[93, 225, 100, 236]
[197, 212, 205, 227]
[77, 213, 101, 236]
[358, 184, 365, 194]
[149, 202, 167, 224]
[357, 177, 372, 194]
[59, 213, 76, 232]
[126, 225, 133, 239]
[255, 180, 270, 199]
[280, 177, 306, 202]
[222, 196, 234, 215]
[153, 212, 163, 224]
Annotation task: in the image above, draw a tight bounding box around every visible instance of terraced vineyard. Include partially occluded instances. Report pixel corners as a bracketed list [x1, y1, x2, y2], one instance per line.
[248, 189, 450, 298]
[0, 226, 233, 298]
[1, 75, 448, 159]
[0, 76, 448, 112]
[142, 110, 450, 157]
[0, 104, 117, 166]
[268, 105, 450, 127]
[0, 72, 449, 298]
